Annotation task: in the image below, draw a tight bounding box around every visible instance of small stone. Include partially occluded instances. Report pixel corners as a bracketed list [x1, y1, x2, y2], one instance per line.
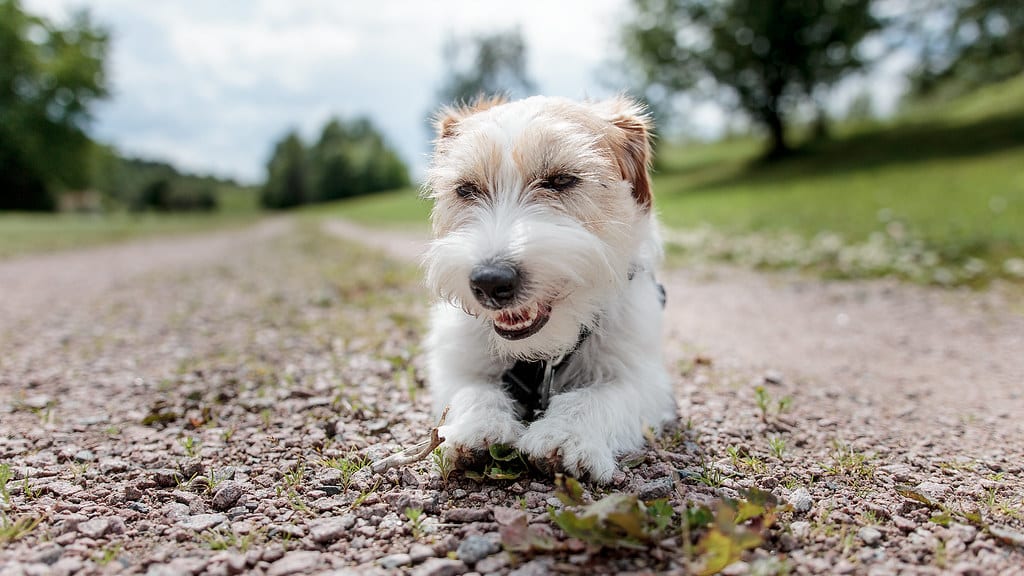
[508, 558, 554, 576]
[152, 469, 182, 488]
[178, 513, 227, 531]
[788, 488, 813, 513]
[310, 515, 356, 544]
[412, 558, 466, 576]
[180, 460, 205, 479]
[637, 477, 674, 500]
[915, 481, 950, 502]
[124, 485, 143, 501]
[45, 480, 82, 497]
[212, 481, 244, 511]
[267, 551, 320, 576]
[989, 525, 1024, 548]
[444, 508, 491, 523]
[409, 543, 435, 563]
[893, 516, 916, 533]
[73, 450, 95, 462]
[475, 553, 511, 573]
[721, 560, 750, 575]
[100, 458, 129, 474]
[380, 553, 413, 569]
[858, 526, 882, 546]
[77, 518, 111, 539]
[790, 521, 811, 539]
[225, 553, 247, 574]
[31, 543, 63, 565]
[457, 535, 499, 565]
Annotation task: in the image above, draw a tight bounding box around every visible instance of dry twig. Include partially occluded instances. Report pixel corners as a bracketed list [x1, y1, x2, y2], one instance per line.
[370, 407, 448, 474]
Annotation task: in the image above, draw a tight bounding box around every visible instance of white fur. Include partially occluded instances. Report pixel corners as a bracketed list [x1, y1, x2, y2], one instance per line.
[423, 96, 677, 483]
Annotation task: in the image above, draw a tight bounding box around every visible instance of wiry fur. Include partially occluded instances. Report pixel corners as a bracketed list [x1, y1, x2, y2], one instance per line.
[422, 95, 676, 483]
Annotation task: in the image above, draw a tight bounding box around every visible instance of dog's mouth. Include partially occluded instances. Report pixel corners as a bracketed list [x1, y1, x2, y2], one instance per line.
[491, 302, 551, 340]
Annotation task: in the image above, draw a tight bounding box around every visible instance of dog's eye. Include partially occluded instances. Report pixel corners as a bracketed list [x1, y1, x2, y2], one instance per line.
[541, 174, 579, 192]
[455, 182, 481, 199]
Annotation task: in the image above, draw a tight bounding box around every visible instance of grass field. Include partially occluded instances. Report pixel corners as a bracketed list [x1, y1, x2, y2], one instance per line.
[0, 212, 258, 259]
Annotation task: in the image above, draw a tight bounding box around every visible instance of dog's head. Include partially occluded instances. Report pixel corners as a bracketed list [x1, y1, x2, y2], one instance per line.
[423, 95, 655, 359]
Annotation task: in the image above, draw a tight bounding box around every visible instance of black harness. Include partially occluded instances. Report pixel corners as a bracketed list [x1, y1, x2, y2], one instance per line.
[500, 273, 666, 422]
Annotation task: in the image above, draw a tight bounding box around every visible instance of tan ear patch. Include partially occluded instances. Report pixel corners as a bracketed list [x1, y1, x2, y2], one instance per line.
[599, 97, 654, 210]
[434, 94, 509, 140]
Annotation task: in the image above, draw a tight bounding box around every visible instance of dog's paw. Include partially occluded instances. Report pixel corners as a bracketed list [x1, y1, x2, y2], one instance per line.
[438, 410, 526, 469]
[516, 417, 617, 483]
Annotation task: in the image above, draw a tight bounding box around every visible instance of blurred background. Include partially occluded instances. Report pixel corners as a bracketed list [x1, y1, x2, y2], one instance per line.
[2, 0, 1022, 285]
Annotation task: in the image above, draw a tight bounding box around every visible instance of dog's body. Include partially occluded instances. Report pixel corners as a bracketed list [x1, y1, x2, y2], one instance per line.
[422, 96, 676, 483]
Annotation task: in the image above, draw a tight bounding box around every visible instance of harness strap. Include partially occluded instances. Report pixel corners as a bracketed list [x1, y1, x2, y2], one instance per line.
[501, 329, 586, 422]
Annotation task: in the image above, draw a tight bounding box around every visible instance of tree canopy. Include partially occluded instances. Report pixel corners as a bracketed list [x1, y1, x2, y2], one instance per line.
[260, 118, 409, 210]
[0, 0, 109, 210]
[907, 0, 1024, 97]
[435, 28, 536, 107]
[622, 0, 881, 157]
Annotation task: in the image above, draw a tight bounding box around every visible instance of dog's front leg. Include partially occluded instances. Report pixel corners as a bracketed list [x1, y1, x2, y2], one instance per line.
[517, 375, 673, 483]
[427, 308, 526, 466]
[435, 380, 526, 467]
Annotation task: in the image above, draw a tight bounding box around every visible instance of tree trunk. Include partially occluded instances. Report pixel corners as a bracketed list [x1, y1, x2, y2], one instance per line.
[763, 108, 789, 160]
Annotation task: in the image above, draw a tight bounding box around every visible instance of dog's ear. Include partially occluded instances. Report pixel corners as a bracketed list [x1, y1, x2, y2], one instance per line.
[595, 97, 654, 211]
[435, 94, 508, 140]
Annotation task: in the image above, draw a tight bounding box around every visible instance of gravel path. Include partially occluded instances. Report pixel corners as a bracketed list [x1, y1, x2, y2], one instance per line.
[2, 218, 1023, 575]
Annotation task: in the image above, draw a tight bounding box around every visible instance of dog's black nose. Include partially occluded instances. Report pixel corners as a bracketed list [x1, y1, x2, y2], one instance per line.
[469, 264, 520, 309]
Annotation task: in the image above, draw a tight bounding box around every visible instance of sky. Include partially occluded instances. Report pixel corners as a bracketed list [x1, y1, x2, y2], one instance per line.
[26, 0, 912, 184]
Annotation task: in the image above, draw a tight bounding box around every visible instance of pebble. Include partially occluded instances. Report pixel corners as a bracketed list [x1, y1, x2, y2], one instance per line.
[444, 508, 491, 523]
[178, 513, 227, 531]
[788, 488, 813, 513]
[915, 481, 950, 502]
[45, 480, 82, 497]
[892, 516, 917, 533]
[637, 477, 674, 500]
[73, 450, 95, 462]
[76, 518, 111, 539]
[310, 515, 356, 544]
[151, 468, 182, 488]
[212, 481, 244, 511]
[267, 551, 321, 576]
[457, 535, 499, 565]
[475, 553, 511, 573]
[412, 558, 467, 576]
[858, 526, 882, 546]
[380, 553, 413, 569]
[790, 521, 811, 539]
[409, 542, 436, 563]
[31, 543, 63, 565]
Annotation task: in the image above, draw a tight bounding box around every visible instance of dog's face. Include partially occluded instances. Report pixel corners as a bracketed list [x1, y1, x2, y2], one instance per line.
[424, 96, 654, 360]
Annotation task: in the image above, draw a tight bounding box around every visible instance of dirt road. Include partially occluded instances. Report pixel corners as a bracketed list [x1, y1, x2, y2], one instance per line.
[2, 218, 1022, 575]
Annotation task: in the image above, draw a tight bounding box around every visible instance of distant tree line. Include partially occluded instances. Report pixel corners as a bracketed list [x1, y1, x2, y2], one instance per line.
[90, 147, 229, 212]
[260, 117, 409, 209]
[1, 0, 229, 213]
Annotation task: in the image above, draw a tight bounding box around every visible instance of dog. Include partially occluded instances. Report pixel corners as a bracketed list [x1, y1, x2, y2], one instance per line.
[422, 95, 676, 483]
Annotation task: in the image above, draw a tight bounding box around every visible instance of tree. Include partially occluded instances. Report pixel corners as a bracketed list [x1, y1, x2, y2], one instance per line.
[436, 28, 536, 106]
[622, 0, 880, 157]
[261, 132, 309, 209]
[0, 0, 109, 210]
[261, 117, 409, 209]
[907, 0, 1024, 96]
